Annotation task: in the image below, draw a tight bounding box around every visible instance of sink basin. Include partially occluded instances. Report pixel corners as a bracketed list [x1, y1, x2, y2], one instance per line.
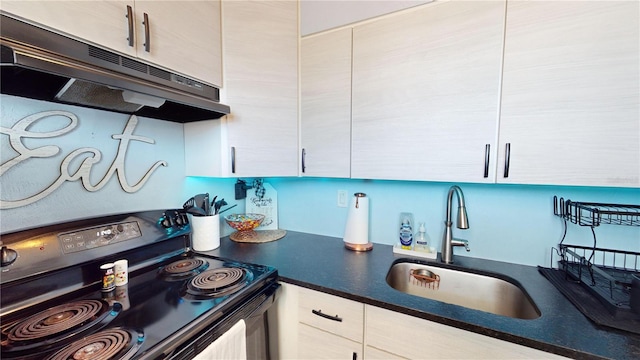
[386, 260, 540, 319]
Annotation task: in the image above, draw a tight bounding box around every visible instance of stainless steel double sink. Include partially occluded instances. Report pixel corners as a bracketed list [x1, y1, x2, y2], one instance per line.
[386, 259, 540, 319]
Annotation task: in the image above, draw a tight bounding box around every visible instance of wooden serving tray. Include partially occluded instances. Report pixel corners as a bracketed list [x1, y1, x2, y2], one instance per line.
[230, 229, 286, 243]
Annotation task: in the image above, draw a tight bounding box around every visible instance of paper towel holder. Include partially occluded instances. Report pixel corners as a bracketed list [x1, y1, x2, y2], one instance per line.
[344, 192, 373, 252]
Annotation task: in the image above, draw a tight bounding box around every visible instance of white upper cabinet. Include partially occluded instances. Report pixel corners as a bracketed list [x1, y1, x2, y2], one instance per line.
[300, 28, 352, 178]
[1, 1, 137, 57]
[1, 0, 222, 87]
[351, 1, 505, 182]
[498, 1, 639, 187]
[185, 0, 298, 178]
[132, 1, 222, 87]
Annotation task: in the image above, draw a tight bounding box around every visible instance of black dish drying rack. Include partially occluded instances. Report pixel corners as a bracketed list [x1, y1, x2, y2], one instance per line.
[554, 197, 640, 227]
[549, 197, 640, 320]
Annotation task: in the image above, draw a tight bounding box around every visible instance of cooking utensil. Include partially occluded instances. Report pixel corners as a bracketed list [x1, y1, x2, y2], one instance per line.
[218, 204, 238, 215]
[209, 196, 218, 215]
[194, 193, 207, 211]
[203, 193, 210, 215]
[186, 206, 207, 216]
[214, 198, 228, 215]
[183, 197, 195, 210]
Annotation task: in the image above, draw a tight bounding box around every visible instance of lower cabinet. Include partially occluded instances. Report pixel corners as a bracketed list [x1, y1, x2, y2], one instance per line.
[273, 283, 567, 359]
[299, 324, 362, 359]
[365, 305, 567, 359]
[297, 285, 364, 359]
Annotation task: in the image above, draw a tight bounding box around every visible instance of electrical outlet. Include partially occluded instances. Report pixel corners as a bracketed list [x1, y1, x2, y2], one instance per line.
[337, 190, 348, 207]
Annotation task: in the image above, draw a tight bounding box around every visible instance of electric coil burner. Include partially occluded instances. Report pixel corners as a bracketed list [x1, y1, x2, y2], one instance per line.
[1, 300, 121, 358]
[158, 258, 209, 281]
[45, 328, 143, 360]
[185, 267, 252, 299]
[0, 210, 279, 360]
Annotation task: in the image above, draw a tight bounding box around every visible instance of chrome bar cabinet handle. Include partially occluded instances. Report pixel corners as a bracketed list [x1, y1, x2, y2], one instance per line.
[503, 143, 511, 178]
[311, 309, 342, 322]
[231, 146, 236, 174]
[126, 5, 134, 47]
[483, 143, 490, 178]
[143, 13, 150, 52]
[301, 148, 306, 173]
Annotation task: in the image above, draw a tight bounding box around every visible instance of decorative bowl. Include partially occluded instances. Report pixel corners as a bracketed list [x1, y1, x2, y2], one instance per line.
[224, 213, 265, 232]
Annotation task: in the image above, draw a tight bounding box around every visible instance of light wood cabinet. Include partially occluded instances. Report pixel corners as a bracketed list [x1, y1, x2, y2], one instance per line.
[273, 283, 566, 359]
[299, 323, 362, 360]
[351, 0, 505, 183]
[300, 28, 352, 178]
[497, 1, 639, 187]
[131, 1, 222, 87]
[303, 0, 637, 187]
[365, 305, 568, 359]
[365, 346, 407, 360]
[297, 286, 364, 359]
[0, 0, 222, 87]
[272, 283, 364, 359]
[184, 0, 298, 177]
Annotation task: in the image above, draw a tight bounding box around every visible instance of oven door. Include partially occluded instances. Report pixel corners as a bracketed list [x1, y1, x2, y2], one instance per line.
[165, 282, 280, 360]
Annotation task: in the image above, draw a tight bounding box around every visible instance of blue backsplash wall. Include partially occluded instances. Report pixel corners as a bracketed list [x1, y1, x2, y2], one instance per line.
[269, 178, 640, 267]
[188, 177, 639, 267]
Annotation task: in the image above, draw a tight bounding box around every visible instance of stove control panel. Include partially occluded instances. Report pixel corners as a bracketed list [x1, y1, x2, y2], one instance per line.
[59, 221, 142, 254]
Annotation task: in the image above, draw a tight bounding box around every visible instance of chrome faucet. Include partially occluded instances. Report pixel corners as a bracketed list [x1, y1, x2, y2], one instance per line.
[441, 185, 470, 264]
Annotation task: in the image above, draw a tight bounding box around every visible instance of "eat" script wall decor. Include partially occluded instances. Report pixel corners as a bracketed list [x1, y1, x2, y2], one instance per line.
[0, 111, 167, 209]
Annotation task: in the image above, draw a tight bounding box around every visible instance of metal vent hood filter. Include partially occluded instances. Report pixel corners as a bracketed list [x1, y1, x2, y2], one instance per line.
[0, 15, 230, 122]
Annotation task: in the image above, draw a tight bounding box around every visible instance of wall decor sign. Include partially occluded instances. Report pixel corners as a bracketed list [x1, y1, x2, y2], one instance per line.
[0, 111, 167, 209]
[245, 182, 278, 230]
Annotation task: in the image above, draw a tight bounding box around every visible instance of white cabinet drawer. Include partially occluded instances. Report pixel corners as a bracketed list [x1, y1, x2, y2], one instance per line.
[298, 287, 364, 342]
[299, 323, 362, 359]
[366, 305, 568, 359]
[365, 345, 408, 360]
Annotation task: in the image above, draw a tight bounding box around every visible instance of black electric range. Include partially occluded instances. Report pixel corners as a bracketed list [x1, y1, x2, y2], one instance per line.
[0, 210, 279, 359]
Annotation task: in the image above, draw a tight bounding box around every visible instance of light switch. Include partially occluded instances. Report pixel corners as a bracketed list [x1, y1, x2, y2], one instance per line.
[337, 190, 348, 207]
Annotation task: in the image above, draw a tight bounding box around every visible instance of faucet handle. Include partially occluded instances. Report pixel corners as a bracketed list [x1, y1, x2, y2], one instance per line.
[451, 238, 470, 252]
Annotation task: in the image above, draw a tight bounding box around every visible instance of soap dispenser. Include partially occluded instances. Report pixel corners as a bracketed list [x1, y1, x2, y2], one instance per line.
[414, 222, 430, 252]
[399, 213, 414, 250]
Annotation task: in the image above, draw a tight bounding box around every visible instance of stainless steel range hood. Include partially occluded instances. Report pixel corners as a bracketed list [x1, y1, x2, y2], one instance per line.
[0, 15, 230, 122]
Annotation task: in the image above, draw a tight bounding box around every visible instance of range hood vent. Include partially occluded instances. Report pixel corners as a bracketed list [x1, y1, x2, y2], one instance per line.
[0, 15, 230, 122]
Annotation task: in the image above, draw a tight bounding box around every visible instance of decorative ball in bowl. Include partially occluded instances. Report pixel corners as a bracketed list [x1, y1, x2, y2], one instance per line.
[224, 213, 265, 232]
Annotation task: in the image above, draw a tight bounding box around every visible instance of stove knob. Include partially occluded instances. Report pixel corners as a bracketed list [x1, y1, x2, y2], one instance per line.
[161, 217, 172, 228]
[103, 227, 116, 240]
[175, 215, 184, 226]
[1, 246, 18, 267]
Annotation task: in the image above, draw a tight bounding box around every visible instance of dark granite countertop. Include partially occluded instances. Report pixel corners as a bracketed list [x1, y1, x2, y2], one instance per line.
[202, 231, 640, 359]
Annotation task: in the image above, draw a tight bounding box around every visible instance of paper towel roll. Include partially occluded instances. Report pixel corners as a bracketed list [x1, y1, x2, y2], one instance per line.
[343, 193, 369, 245]
[189, 214, 220, 251]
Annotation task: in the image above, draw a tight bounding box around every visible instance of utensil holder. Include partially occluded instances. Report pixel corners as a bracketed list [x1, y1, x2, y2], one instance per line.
[188, 214, 220, 251]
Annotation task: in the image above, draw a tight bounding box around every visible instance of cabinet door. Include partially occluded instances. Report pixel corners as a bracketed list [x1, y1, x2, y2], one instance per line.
[1, 0, 137, 57]
[351, 1, 504, 182]
[365, 305, 567, 359]
[134, 0, 222, 87]
[498, 1, 639, 187]
[365, 346, 407, 360]
[221, 0, 298, 177]
[300, 28, 352, 178]
[299, 324, 362, 360]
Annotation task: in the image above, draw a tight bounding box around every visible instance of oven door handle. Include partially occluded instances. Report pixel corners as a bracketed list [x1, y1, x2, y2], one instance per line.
[246, 282, 280, 318]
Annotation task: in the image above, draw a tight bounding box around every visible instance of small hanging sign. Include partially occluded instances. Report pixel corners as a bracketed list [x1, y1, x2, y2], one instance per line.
[245, 181, 278, 230]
